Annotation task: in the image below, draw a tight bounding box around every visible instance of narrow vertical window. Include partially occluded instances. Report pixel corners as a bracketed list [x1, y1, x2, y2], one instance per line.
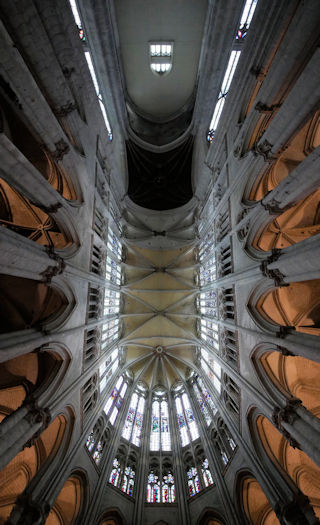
[121, 386, 146, 447]
[187, 467, 200, 497]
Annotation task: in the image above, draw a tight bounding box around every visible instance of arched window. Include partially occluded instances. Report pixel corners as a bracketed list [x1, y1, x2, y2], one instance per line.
[174, 387, 200, 447]
[211, 417, 237, 468]
[99, 348, 119, 393]
[109, 446, 137, 497]
[187, 466, 201, 497]
[147, 470, 161, 503]
[122, 383, 147, 447]
[146, 457, 175, 503]
[192, 375, 217, 426]
[104, 375, 128, 425]
[85, 417, 110, 465]
[200, 349, 222, 394]
[150, 390, 171, 451]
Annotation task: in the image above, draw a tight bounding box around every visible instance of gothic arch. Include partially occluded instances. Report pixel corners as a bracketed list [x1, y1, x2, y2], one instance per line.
[196, 507, 226, 525]
[45, 469, 88, 525]
[234, 470, 280, 525]
[0, 407, 74, 524]
[0, 344, 71, 417]
[247, 279, 320, 336]
[251, 188, 320, 252]
[243, 109, 320, 201]
[0, 275, 76, 334]
[251, 345, 320, 418]
[251, 412, 320, 520]
[99, 507, 126, 525]
[0, 94, 82, 203]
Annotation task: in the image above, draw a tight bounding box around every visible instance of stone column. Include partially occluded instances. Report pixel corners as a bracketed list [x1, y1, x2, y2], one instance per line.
[0, 401, 51, 470]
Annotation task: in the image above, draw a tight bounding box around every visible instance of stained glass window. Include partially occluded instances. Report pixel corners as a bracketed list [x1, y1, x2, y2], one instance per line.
[150, 398, 171, 451]
[99, 348, 119, 393]
[175, 391, 199, 447]
[104, 376, 127, 425]
[93, 440, 103, 464]
[84, 51, 112, 140]
[109, 458, 135, 496]
[109, 458, 121, 486]
[162, 473, 175, 503]
[236, 0, 258, 39]
[201, 350, 222, 394]
[200, 319, 219, 351]
[121, 389, 146, 447]
[201, 458, 214, 487]
[147, 472, 161, 503]
[150, 400, 160, 450]
[193, 383, 212, 426]
[187, 467, 201, 497]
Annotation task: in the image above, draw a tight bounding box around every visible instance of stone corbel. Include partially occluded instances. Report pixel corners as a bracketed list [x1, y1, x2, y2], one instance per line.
[275, 491, 316, 525]
[52, 139, 70, 161]
[54, 101, 77, 118]
[7, 494, 50, 525]
[255, 101, 281, 114]
[253, 139, 273, 160]
[260, 261, 288, 287]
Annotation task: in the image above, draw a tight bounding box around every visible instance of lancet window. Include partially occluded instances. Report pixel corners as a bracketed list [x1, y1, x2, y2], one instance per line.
[85, 416, 110, 465]
[184, 448, 214, 497]
[207, 0, 258, 142]
[192, 375, 217, 426]
[211, 417, 237, 467]
[103, 375, 128, 425]
[150, 391, 171, 452]
[146, 458, 175, 503]
[109, 445, 137, 497]
[174, 385, 200, 447]
[198, 227, 216, 285]
[68, 0, 112, 139]
[99, 347, 119, 393]
[200, 348, 222, 394]
[122, 383, 147, 447]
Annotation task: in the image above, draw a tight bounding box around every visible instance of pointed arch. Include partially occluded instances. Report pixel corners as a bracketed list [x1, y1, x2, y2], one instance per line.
[99, 507, 126, 525]
[252, 345, 320, 418]
[234, 470, 280, 525]
[0, 275, 76, 334]
[45, 469, 88, 525]
[0, 408, 74, 524]
[254, 414, 320, 520]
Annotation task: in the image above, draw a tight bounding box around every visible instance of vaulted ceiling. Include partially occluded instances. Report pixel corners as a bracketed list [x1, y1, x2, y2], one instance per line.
[122, 245, 199, 389]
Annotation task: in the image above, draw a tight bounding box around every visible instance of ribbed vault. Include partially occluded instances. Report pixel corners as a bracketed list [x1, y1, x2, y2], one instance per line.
[122, 244, 198, 389]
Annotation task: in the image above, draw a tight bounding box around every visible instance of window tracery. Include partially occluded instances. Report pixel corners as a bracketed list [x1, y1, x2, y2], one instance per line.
[174, 386, 200, 447]
[150, 391, 171, 452]
[109, 446, 137, 497]
[146, 458, 175, 503]
[104, 375, 128, 425]
[121, 383, 146, 447]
